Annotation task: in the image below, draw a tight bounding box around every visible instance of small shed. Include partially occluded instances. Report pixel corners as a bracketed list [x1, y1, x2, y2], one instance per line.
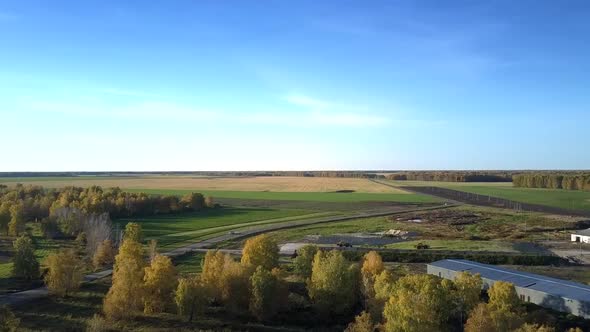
[571, 229, 590, 243]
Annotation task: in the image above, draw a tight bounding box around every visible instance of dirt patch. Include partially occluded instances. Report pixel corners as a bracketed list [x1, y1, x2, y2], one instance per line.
[390, 209, 488, 226]
[303, 233, 413, 246]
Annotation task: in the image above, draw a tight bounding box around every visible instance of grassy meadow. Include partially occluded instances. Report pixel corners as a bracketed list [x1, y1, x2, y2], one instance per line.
[383, 180, 590, 211]
[263, 205, 578, 252]
[116, 207, 337, 249]
[127, 188, 439, 203]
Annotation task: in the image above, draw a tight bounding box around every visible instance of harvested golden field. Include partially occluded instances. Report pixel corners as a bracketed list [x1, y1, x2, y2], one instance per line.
[1, 176, 409, 193]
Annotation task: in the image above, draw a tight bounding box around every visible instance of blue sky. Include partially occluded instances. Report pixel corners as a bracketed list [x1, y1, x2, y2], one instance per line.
[1, 0, 589, 171]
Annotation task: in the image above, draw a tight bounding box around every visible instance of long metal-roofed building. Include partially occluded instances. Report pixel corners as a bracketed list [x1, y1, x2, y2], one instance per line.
[427, 259, 590, 318]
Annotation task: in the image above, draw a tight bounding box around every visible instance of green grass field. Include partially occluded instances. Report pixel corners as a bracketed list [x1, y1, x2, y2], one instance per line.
[384, 239, 519, 252]
[116, 207, 325, 249]
[263, 205, 575, 254]
[383, 180, 590, 211]
[127, 188, 439, 203]
[0, 227, 80, 293]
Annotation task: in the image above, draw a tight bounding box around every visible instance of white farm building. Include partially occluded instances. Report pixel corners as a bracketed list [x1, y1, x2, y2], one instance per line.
[571, 229, 590, 243]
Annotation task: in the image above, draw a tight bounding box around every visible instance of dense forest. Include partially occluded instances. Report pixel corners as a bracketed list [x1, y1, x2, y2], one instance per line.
[512, 174, 590, 191]
[385, 171, 513, 182]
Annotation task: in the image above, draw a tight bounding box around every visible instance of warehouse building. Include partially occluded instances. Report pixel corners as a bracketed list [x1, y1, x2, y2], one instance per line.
[571, 228, 590, 243]
[427, 259, 590, 319]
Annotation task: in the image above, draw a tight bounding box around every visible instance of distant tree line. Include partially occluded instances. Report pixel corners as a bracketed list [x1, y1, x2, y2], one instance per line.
[385, 171, 513, 182]
[513, 173, 590, 191]
[0, 171, 385, 178]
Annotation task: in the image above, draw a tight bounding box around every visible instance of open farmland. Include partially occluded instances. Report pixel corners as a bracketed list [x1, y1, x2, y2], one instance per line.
[0, 175, 407, 193]
[127, 188, 439, 203]
[0, 175, 443, 203]
[381, 179, 590, 212]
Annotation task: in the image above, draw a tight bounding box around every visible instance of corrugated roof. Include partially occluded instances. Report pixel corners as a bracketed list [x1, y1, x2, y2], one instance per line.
[572, 229, 590, 236]
[429, 259, 590, 303]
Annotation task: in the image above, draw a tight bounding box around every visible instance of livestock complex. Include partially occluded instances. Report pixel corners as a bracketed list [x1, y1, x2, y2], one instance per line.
[427, 259, 590, 319]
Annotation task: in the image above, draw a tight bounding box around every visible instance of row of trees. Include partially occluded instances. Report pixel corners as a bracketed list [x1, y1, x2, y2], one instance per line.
[0, 184, 211, 232]
[100, 225, 289, 322]
[386, 171, 513, 182]
[0, 185, 213, 259]
[513, 174, 590, 191]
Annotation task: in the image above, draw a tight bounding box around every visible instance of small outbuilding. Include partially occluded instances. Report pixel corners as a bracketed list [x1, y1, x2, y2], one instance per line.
[427, 259, 590, 319]
[571, 229, 590, 243]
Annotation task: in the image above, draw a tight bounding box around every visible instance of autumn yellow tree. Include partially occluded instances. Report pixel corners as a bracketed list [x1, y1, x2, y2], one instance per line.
[249, 266, 288, 321]
[293, 244, 318, 278]
[382, 274, 451, 332]
[175, 276, 211, 322]
[487, 281, 522, 331]
[8, 202, 25, 236]
[308, 250, 359, 316]
[92, 239, 115, 270]
[201, 250, 233, 301]
[220, 257, 250, 312]
[44, 249, 84, 296]
[12, 235, 40, 280]
[360, 251, 384, 299]
[103, 232, 145, 320]
[204, 196, 215, 208]
[143, 254, 178, 314]
[514, 323, 556, 332]
[367, 269, 397, 321]
[241, 234, 279, 270]
[454, 272, 482, 312]
[464, 303, 496, 332]
[566, 328, 584, 332]
[123, 222, 142, 243]
[0, 202, 10, 235]
[345, 311, 374, 332]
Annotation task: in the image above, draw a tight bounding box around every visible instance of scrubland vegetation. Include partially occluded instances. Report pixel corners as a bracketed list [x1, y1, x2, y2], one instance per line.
[3, 225, 587, 331]
[0, 177, 588, 331]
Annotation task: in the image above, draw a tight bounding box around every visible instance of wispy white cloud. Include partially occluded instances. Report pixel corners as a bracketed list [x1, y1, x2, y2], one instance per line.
[22, 92, 391, 128]
[282, 93, 389, 127]
[283, 94, 332, 110]
[99, 88, 168, 99]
